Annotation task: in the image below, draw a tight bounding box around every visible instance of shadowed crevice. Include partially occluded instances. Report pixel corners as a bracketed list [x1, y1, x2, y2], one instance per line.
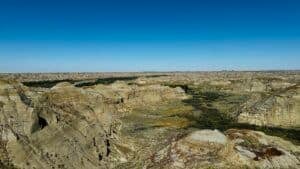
[31, 115, 49, 133]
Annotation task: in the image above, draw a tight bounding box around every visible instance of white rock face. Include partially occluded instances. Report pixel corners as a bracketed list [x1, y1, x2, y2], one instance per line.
[187, 129, 227, 145]
[150, 129, 300, 169]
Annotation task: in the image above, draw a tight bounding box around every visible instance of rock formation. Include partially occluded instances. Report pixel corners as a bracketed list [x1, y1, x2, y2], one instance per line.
[149, 129, 300, 169]
[0, 71, 299, 169]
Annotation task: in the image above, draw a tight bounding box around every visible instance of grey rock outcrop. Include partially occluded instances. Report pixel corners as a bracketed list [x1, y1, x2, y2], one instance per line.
[149, 129, 300, 169]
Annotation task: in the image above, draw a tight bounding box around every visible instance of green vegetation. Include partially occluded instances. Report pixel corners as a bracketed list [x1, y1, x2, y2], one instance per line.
[75, 76, 138, 87]
[23, 79, 77, 88]
[23, 75, 168, 88]
[22, 76, 138, 88]
[166, 84, 300, 144]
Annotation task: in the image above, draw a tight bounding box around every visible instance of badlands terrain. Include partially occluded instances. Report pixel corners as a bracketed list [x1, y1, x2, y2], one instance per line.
[0, 71, 299, 169]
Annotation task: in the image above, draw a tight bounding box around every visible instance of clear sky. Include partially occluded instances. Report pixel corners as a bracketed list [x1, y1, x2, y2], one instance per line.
[0, 0, 299, 72]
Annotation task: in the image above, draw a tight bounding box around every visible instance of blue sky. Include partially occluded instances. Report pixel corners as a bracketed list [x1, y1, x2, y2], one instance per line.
[0, 0, 299, 72]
